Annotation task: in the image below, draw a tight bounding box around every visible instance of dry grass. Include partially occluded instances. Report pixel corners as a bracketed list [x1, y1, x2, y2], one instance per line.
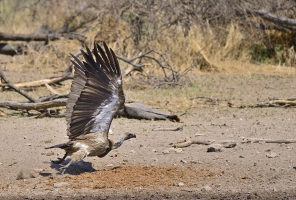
[0, 0, 295, 87]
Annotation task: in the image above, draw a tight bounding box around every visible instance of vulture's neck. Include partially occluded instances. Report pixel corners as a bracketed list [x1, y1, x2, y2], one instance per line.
[112, 134, 127, 149]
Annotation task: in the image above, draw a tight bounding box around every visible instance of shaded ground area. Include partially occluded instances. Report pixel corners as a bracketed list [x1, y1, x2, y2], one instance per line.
[0, 74, 296, 199]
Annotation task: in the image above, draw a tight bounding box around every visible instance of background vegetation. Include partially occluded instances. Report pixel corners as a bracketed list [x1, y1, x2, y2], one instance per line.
[0, 0, 296, 88]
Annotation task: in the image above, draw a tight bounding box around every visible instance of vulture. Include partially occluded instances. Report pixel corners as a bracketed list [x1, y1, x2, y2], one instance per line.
[46, 42, 136, 174]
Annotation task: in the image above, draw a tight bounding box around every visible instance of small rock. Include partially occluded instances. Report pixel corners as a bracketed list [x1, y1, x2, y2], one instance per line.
[178, 182, 184, 187]
[195, 133, 204, 136]
[207, 144, 223, 152]
[53, 182, 70, 188]
[270, 167, 276, 171]
[109, 129, 113, 135]
[217, 140, 237, 148]
[34, 168, 44, 173]
[266, 151, 277, 158]
[181, 188, 193, 192]
[24, 136, 27, 139]
[16, 168, 37, 180]
[25, 143, 32, 146]
[162, 150, 170, 154]
[202, 185, 212, 192]
[173, 148, 183, 153]
[180, 159, 187, 164]
[239, 155, 244, 158]
[46, 152, 54, 156]
[130, 150, 135, 154]
[152, 149, 157, 152]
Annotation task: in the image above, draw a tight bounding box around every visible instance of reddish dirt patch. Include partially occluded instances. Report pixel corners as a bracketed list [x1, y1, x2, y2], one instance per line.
[46, 165, 216, 190]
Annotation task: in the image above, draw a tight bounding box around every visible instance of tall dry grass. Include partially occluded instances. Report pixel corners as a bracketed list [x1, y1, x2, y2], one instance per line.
[0, 0, 295, 80]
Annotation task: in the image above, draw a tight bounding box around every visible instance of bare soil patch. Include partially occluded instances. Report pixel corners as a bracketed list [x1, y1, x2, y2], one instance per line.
[0, 73, 296, 199]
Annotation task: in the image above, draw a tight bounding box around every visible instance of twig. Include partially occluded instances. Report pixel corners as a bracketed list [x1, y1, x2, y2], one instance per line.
[0, 68, 37, 102]
[172, 137, 211, 148]
[152, 126, 183, 131]
[117, 51, 152, 77]
[38, 94, 69, 102]
[256, 99, 296, 107]
[42, 81, 61, 95]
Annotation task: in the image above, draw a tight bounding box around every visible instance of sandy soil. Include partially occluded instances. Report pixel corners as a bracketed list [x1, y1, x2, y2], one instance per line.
[0, 73, 296, 199]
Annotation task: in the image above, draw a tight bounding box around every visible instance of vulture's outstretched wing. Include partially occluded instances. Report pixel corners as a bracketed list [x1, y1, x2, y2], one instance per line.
[66, 43, 124, 139]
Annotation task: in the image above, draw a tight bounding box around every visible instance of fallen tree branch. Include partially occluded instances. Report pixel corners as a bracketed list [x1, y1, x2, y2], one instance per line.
[0, 43, 28, 56]
[0, 98, 180, 121]
[172, 137, 211, 148]
[38, 94, 69, 102]
[243, 138, 296, 144]
[42, 81, 61, 95]
[118, 101, 180, 122]
[0, 32, 86, 43]
[0, 98, 67, 110]
[250, 10, 296, 30]
[229, 98, 296, 108]
[0, 68, 37, 102]
[256, 99, 296, 107]
[1, 73, 73, 89]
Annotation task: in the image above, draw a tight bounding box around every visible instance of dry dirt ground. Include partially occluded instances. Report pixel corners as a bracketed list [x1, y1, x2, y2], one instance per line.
[0, 73, 296, 199]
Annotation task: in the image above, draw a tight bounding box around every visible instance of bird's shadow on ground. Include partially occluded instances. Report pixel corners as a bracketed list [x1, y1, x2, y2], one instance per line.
[41, 159, 95, 176]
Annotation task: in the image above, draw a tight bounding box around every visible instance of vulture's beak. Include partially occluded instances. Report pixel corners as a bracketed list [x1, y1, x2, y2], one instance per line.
[127, 133, 136, 139]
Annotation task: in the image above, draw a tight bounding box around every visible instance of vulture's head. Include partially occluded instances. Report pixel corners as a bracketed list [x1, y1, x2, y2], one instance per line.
[112, 132, 136, 150]
[122, 132, 137, 140]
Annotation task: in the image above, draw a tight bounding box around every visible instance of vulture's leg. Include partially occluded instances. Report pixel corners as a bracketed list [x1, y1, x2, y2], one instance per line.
[52, 152, 68, 164]
[59, 151, 88, 174]
[59, 159, 74, 174]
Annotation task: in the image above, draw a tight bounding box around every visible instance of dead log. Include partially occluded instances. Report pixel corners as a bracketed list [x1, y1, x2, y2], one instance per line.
[119, 101, 180, 122]
[0, 98, 180, 121]
[0, 32, 86, 43]
[0, 98, 67, 110]
[250, 10, 296, 30]
[244, 138, 296, 144]
[0, 43, 27, 56]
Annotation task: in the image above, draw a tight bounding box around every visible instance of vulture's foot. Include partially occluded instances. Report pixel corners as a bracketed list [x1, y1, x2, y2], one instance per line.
[59, 151, 87, 174]
[59, 160, 74, 174]
[51, 153, 67, 164]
